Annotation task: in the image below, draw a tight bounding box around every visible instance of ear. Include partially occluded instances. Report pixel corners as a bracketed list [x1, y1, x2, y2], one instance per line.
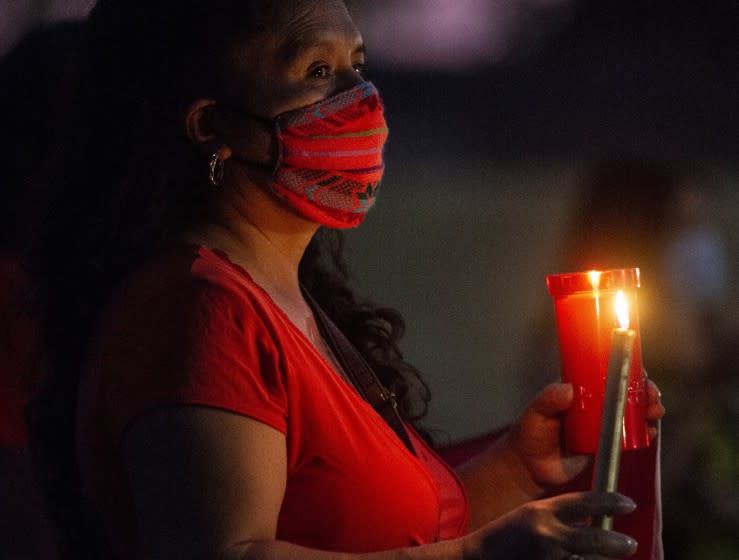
[184, 98, 219, 145]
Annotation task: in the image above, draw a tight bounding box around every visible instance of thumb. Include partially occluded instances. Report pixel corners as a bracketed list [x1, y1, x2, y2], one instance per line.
[531, 382, 574, 418]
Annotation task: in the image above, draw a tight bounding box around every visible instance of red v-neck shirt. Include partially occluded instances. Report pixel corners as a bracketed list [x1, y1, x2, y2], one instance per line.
[77, 245, 469, 557]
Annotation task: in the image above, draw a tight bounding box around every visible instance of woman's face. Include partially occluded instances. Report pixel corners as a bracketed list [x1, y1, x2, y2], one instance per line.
[212, 0, 366, 169]
[225, 0, 366, 119]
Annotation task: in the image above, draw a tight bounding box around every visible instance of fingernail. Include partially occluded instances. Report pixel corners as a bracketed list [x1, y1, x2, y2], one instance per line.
[621, 496, 637, 511]
[604, 531, 638, 552]
[626, 536, 638, 551]
[607, 532, 638, 552]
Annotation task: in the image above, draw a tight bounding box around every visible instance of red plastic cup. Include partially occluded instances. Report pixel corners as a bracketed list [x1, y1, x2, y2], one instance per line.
[546, 268, 650, 454]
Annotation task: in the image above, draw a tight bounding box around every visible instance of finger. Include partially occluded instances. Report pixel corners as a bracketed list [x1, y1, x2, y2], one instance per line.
[645, 379, 665, 423]
[553, 492, 636, 523]
[530, 382, 574, 418]
[645, 400, 666, 422]
[563, 525, 638, 558]
[646, 379, 661, 405]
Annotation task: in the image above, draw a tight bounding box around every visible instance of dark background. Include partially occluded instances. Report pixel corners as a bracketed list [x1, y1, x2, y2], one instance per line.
[363, 0, 738, 160]
[1, 1, 737, 558]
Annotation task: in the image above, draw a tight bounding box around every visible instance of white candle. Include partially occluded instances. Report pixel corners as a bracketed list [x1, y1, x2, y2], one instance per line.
[593, 290, 636, 530]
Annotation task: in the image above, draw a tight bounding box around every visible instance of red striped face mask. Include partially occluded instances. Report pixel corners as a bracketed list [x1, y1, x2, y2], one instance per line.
[230, 82, 388, 229]
[274, 81, 388, 228]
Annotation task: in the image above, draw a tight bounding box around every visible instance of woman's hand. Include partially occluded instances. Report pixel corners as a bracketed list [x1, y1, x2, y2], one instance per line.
[503, 379, 666, 494]
[454, 378, 664, 529]
[465, 491, 639, 560]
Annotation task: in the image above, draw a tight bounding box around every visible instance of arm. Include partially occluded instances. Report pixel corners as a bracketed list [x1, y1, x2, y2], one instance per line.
[124, 406, 638, 560]
[123, 405, 471, 560]
[123, 406, 636, 560]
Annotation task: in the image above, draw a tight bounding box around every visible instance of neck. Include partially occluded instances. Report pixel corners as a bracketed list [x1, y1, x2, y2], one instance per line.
[184, 176, 348, 366]
[186, 180, 319, 305]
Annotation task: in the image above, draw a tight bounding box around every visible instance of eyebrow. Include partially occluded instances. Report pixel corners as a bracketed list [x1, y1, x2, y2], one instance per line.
[278, 31, 366, 65]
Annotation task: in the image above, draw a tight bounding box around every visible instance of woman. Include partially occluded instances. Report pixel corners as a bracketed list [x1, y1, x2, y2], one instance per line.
[27, 1, 664, 559]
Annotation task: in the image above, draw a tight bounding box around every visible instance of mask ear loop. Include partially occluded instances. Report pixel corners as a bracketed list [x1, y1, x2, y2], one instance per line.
[215, 101, 280, 175]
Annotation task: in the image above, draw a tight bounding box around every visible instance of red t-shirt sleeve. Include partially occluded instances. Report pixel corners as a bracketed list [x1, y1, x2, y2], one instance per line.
[95, 269, 289, 439]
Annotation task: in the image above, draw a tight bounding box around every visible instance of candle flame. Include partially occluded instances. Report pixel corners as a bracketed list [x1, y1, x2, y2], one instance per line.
[615, 290, 629, 329]
[588, 270, 601, 289]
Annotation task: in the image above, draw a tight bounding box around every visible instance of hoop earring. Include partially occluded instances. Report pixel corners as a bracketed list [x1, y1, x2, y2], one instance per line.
[208, 150, 225, 187]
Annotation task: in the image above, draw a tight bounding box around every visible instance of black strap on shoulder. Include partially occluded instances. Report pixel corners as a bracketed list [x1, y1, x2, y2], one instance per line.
[302, 287, 416, 456]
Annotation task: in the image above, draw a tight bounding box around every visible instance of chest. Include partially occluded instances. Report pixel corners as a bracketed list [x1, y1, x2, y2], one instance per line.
[272, 331, 448, 552]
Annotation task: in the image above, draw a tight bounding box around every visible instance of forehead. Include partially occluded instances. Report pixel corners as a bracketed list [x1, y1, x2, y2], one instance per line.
[274, 0, 361, 59]
[221, 0, 361, 100]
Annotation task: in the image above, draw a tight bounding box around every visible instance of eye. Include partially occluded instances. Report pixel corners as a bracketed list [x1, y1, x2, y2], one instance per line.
[309, 63, 331, 79]
[352, 62, 366, 75]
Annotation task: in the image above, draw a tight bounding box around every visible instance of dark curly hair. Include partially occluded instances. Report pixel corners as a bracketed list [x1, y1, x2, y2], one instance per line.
[25, 1, 430, 557]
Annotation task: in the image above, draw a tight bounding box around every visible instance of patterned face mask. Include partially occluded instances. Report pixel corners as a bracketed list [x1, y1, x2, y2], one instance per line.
[230, 81, 389, 229]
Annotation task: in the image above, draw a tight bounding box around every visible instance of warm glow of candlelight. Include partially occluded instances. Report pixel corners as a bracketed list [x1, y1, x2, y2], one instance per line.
[588, 270, 601, 289]
[589, 270, 601, 317]
[615, 290, 630, 329]
[547, 267, 648, 454]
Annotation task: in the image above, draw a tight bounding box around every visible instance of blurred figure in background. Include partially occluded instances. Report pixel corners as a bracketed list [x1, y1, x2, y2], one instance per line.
[0, 19, 83, 560]
[656, 177, 738, 560]
[522, 155, 738, 560]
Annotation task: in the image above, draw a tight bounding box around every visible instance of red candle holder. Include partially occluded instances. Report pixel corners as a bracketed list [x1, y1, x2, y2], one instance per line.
[547, 268, 650, 454]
